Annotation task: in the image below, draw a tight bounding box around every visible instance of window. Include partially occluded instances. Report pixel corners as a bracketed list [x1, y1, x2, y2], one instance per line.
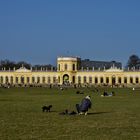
[73, 64, 75, 71]
[89, 77, 92, 83]
[64, 64, 67, 70]
[21, 77, 24, 84]
[83, 76, 87, 83]
[48, 77, 51, 84]
[32, 77, 35, 83]
[42, 77, 45, 83]
[58, 64, 60, 71]
[136, 77, 139, 83]
[5, 76, 9, 83]
[100, 77, 103, 83]
[27, 77, 30, 83]
[72, 76, 75, 83]
[37, 77, 40, 83]
[0, 76, 3, 83]
[16, 77, 18, 83]
[124, 77, 127, 83]
[95, 77, 98, 84]
[130, 77, 133, 84]
[106, 77, 109, 84]
[53, 77, 56, 83]
[10, 76, 13, 84]
[78, 76, 81, 83]
[58, 76, 60, 83]
[118, 77, 121, 84]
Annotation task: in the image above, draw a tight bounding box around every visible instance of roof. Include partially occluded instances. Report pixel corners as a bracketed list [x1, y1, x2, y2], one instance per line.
[15, 67, 31, 72]
[105, 67, 123, 72]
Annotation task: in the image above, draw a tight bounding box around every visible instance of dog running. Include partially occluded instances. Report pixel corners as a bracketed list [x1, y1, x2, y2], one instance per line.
[42, 105, 52, 112]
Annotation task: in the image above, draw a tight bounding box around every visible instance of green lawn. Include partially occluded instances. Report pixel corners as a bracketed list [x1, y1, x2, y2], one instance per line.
[0, 87, 140, 140]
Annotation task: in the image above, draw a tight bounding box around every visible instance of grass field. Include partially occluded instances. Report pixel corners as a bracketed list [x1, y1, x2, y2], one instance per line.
[0, 87, 140, 140]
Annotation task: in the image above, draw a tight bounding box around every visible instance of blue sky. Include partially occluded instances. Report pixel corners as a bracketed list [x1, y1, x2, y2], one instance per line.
[0, 0, 140, 66]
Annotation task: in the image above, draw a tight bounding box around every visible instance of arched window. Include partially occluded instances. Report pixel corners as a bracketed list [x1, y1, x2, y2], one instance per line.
[112, 77, 116, 85]
[53, 77, 56, 83]
[78, 76, 81, 83]
[73, 64, 75, 71]
[118, 77, 121, 84]
[58, 64, 60, 71]
[58, 76, 60, 83]
[83, 76, 87, 83]
[0, 76, 3, 83]
[72, 76, 75, 83]
[5, 76, 9, 84]
[124, 77, 127, 83]
[95, 77, 98, 84]
[64, 64, 67, 71]
[136, 77, 139, 84]
[32, 77, 35, 83]
[16, 77, 18, 84]
[10, 76, 13, 84]
[27, 77, 30, 83]
[48, 77, 51, 84]
[89, 77, 92, 83]
[42, 77, 45, 83]
[37, 77, 40, 83]
[130, 77, 133, 84]
[106, 77, 109, 84]
[21, 77, 24, 84]
[100, 77, 103, 83]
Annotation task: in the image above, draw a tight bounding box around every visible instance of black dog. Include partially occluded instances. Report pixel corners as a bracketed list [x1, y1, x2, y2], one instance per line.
[42, 105, 52, 112]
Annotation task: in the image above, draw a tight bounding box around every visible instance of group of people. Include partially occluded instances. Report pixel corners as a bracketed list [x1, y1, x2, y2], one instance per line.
[66, 91, 115, 115]
[76, 91, 116, 115]
[101, 91, 115, 97]
[60, 90, 116, 115]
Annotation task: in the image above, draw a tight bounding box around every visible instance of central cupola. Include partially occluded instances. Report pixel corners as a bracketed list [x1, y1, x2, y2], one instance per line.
[57, 57, 80, 72]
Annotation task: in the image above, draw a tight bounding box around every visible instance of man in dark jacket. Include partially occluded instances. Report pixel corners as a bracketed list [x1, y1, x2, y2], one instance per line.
[76, 95, 92, 115]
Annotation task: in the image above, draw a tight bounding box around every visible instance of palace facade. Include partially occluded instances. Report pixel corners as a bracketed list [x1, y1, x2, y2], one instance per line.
[0, 57, 140, 87]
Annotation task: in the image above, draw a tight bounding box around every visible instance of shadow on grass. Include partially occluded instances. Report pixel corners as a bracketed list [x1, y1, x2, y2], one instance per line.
[44, 111, 113, 116]
[50, 110, 58, 113]
[87, 111, 112, 115]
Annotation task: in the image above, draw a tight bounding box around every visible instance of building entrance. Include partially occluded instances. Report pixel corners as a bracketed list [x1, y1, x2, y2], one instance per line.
[63, 74, 69, 85]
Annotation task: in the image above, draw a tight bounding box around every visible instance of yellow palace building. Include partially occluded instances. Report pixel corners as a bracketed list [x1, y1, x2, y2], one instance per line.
[0, 57, 140, 87]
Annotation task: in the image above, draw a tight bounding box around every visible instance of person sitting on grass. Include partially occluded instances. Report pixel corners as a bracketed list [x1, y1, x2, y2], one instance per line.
[101, 91, 115, 97]
[76, 95, 92, 115]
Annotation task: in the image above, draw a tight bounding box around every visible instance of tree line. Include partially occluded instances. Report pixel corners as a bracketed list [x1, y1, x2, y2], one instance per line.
[0, 60, 56, 70]
[126, 54, 140, 70]
[0, 54, 140, 70]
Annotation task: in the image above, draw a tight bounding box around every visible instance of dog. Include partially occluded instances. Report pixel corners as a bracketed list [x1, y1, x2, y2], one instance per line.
[42, 105, 52, 112]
